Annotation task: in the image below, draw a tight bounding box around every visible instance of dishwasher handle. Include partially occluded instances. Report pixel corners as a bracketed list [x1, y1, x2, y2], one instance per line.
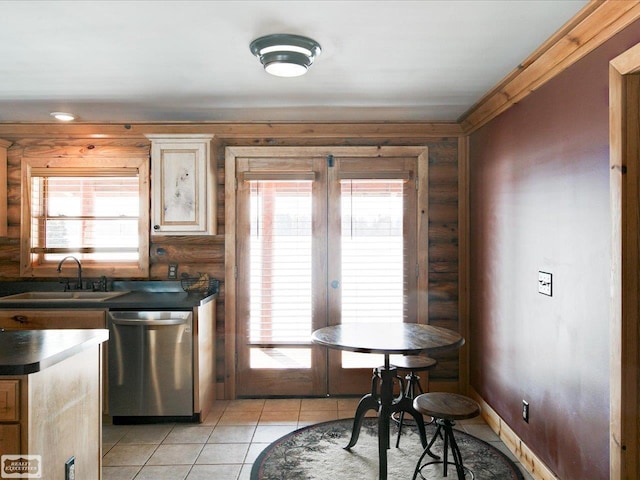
[110, 318, 188, 326]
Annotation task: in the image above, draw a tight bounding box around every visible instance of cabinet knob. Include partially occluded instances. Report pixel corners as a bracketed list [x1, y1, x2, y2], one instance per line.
[12, 315, 27, 324]
[153, 225, 160, 230]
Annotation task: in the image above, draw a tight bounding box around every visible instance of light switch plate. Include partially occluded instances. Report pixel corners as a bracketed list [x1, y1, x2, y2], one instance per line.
[538, 271, 552, 296]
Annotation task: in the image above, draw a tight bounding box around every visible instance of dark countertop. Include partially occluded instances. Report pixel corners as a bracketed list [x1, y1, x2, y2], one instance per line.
[0, 329, 109, 375]
[0, 281, 217, 310]
[105, 291, 217, 309]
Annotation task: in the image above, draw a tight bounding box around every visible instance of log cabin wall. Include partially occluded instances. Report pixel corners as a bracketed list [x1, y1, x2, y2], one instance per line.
[0, 123, 463, 398]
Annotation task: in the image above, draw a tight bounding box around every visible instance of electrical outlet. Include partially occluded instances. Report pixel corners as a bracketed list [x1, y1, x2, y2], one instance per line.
[168, 264, 178, 279]
[538, 271, 552, 296]
[65, 456, 75, 480]
[522, 400, 529, 423]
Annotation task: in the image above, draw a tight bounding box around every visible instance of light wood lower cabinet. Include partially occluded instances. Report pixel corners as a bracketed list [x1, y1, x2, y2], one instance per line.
[0, 380, 20, 454]
[0, 309, 108, 414]
[0, 347, 102, 479]
[194, 300, 216, 421]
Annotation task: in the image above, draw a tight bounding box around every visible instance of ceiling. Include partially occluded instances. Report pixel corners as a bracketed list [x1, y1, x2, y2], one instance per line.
[0, 0, 590, 124]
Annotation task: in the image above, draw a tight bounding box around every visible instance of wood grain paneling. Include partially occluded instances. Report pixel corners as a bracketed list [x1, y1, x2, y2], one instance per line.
[0, 140, 11, 238]
[0, 125, 461, 399]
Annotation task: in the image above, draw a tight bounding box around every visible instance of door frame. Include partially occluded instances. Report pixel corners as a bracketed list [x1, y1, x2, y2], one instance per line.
[224, 146, 429, 399]
[610, 41, 640, 480]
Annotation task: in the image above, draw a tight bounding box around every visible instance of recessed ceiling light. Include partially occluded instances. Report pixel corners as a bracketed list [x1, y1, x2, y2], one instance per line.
[50, 112, 76, 122]
[250, 34, 322, 78]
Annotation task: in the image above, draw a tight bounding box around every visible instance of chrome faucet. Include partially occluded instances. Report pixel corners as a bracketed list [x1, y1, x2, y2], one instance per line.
[57, 256, 83, 290]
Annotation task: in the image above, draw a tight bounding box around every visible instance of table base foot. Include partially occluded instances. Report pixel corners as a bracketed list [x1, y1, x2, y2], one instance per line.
[344, 393, 379, 450]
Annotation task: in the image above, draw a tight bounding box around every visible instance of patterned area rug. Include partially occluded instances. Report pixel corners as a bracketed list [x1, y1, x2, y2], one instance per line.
[252, 418, 524, 480]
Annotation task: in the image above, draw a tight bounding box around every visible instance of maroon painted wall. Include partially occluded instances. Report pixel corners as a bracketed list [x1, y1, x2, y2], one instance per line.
[469, 21, 640, 480]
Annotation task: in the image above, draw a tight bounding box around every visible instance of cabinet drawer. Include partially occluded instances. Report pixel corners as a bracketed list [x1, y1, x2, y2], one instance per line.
[0, 309, 106, 329]
[0, 380, 19, 422]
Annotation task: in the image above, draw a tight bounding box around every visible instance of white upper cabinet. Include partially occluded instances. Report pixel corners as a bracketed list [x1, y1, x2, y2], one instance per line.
[146, 134, 216, 235]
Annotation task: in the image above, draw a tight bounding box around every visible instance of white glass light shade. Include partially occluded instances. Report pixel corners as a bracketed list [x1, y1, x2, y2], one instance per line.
[265, 62, 308, 77]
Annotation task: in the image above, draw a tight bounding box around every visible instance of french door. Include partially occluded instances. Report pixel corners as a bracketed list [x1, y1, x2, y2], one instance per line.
[228, 147, 428, 397]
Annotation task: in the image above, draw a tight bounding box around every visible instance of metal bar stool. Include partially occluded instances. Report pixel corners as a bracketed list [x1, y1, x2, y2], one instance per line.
[411, 392, 481, 480]
[389, 354, 437, 447]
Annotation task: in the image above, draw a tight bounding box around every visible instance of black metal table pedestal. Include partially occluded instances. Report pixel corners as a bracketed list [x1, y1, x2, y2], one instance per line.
[343, 357, 436, 480]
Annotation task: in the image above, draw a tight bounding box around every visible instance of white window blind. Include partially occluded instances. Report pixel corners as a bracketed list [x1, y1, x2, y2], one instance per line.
[248, 180, 313, 346]
[340, 179, 406, 368]
[245, 177, 408, 370]
[340, 179, 405, 322]
[30, 170, 140, 262]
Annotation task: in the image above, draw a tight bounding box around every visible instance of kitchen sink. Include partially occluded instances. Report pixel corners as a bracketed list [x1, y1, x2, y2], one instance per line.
[0, 291, 130, 302]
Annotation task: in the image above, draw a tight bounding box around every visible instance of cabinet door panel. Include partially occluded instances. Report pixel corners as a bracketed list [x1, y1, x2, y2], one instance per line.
[147, 134, 215, 235]
[0, 380, 19, 422]
[0, 424, 20, 455]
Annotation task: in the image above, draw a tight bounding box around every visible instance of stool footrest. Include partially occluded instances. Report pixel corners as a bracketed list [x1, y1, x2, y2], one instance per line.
[412, 420, 471, 480]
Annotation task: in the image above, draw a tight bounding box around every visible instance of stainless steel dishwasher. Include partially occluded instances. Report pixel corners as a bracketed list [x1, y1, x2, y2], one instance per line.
[107, 310, 193, 421]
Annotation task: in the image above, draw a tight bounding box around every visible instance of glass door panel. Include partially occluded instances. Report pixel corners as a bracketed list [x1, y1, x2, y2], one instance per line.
[234, 152, 421, 397]
[327, 157, 418, 395]
[340, 179, 405, 369]
[248, 180, 313, 369]
[235, 158, 327, 397]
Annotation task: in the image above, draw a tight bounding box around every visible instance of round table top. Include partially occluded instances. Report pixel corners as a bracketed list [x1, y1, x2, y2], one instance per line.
[311, 323, 464, 356]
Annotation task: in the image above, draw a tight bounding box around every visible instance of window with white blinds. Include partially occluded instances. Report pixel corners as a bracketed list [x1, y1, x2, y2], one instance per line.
[30, 171, 140, 262]
[21, 158, 150, 277]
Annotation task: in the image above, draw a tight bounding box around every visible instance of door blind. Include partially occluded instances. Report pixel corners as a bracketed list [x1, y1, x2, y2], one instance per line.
[248, 180, 313, 345]
[340, 179, 405, 323]
[340, 179, 406, 368]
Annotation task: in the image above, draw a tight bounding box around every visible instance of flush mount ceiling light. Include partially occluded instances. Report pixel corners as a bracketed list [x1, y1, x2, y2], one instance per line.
[50, 112, 76, 122]
[250, 33, 321, 77]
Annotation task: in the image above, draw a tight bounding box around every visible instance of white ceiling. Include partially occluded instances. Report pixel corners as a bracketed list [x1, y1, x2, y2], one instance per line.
[0, 0, 590, 123]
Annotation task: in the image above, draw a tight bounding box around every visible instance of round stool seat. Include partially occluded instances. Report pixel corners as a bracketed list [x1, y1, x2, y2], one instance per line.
[411, 393, 481, 480]
[413, 392, 480, 421]
[390, 355, 437, 371]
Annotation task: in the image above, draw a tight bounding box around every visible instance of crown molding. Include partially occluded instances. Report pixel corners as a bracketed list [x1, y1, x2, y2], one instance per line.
[459, 0, 640, 134]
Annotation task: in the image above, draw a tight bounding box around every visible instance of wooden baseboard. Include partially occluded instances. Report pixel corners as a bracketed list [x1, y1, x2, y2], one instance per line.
[468, 386, 559, 480]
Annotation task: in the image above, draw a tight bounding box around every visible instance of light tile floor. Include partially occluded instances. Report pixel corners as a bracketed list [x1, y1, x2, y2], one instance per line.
[102, 397, 535, 480]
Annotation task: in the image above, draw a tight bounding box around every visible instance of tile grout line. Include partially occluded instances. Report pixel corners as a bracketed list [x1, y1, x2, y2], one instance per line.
[104, 398, 529, 480]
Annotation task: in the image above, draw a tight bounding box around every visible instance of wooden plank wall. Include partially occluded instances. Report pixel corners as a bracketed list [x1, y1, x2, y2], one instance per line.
[0, 129, 460, 397]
